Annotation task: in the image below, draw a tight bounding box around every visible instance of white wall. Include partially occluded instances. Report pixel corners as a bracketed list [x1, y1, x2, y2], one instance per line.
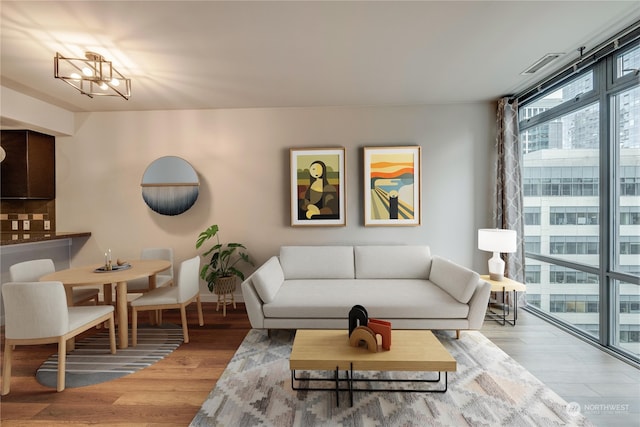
[0, 86, 74, 136]
[55, 104, 496, 297]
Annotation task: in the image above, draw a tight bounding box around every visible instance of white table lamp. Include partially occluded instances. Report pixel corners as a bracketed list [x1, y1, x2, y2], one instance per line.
[478, 228, 517, 281]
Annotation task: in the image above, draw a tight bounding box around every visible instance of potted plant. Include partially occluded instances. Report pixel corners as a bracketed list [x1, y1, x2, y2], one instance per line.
[195, 224, 254, 293]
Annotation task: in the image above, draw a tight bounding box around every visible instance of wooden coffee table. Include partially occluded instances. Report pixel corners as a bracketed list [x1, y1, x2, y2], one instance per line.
[289, 329, 456, 407]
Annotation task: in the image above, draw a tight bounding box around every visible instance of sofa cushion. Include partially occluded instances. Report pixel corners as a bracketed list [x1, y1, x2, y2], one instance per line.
[428, 256, 479, 304]
[354, 245, 431, 279]
[279, 246, 354, 279]
[251, 256, 284, 303]
[262, 279, 469, 319]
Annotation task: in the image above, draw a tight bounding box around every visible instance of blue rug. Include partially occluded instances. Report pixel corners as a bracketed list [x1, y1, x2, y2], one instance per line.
[36, 324, 183, 389]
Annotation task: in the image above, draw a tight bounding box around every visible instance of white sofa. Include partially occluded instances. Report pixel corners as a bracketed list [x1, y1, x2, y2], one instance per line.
[241, 245, 491, 337]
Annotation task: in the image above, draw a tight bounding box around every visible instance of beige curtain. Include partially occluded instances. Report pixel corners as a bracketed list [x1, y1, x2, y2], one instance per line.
[496, 97, 525, 282]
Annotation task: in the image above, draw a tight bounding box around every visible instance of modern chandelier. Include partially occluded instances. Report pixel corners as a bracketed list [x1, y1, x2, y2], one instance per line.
[54, 51, 131, 100]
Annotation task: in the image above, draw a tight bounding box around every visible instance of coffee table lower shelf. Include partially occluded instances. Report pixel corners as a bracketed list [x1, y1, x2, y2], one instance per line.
[289, 329, 456, 408]
[291, 363, 448, 407]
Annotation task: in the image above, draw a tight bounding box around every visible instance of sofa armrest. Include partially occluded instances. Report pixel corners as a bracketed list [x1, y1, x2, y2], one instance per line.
[466, 279, 491, 330]
[429, 256, 479, 304]
[250, 256, 285, 302]
[240, 255, 285, 329]
[241, 277, 265, 329]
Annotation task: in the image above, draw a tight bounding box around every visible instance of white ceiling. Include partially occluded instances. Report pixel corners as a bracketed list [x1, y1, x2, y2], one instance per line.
[1, 1, 639, 113]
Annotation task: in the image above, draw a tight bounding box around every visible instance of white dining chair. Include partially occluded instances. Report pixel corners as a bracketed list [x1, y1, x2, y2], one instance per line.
[130, 256, 203, 345]
[125, 248, 174, 292]
[9, 259, 100, 305]
[1, 281, 116, 394]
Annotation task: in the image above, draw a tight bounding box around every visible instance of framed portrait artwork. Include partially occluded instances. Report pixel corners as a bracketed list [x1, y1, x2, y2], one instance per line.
[290, 147, 346, 226]
[363, 146, 421, 226]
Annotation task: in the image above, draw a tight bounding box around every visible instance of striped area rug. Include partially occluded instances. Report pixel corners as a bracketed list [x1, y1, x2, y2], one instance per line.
[191, 329, 595, 427]
[36, 325, 184, 389]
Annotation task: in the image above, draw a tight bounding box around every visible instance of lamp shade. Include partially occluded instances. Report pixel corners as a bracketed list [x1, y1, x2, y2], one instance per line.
[478, 229, 517, 253]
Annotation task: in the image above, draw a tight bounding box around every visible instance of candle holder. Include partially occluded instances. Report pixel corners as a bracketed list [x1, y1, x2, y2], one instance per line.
[105, 250, 113, 271]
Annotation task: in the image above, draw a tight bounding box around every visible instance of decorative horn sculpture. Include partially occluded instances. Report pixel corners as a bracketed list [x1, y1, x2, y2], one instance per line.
[348, 305, 368, 336]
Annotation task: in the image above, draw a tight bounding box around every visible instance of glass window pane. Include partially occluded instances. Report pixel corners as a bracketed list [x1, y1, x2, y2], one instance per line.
[613, 280, 640, 357]
[614, 86, 640, 273]
[524, 207, 541, 225]
[617, 45, 640, 78]
[525, 258, 599, 339]
[524, 236, 541, 254]
[523, 103, 600, 267]
[519, 72, 593, 122]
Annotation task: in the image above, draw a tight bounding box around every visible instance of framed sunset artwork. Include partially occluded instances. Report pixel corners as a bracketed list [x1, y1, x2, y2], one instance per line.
[363, 146, 421, 226]
[290, 147, 346, 227]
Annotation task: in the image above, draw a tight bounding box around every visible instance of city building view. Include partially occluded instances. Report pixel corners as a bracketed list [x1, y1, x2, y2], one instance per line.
[520, 44, 640, 357]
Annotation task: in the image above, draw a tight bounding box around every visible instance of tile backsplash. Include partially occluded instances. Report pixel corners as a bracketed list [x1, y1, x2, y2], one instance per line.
[0, 200, 56, 233]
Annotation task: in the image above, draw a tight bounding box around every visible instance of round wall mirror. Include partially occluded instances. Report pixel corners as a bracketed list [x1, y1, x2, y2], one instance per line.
[141, 156, 199, 215]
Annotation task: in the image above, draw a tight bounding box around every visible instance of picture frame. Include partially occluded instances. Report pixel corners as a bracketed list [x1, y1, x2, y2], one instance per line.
[363, 146, 421, 226]
[290, 147, 346, 226]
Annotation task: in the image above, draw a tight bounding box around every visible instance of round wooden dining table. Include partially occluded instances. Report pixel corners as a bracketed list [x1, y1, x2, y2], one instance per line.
[40, 259, 171, 349]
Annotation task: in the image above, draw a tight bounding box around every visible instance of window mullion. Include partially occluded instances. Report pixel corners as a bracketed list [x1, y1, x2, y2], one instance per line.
[598, 58, 612, 349]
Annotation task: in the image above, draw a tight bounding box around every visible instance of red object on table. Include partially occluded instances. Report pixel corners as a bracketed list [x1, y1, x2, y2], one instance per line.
[368, 318, 392, 350]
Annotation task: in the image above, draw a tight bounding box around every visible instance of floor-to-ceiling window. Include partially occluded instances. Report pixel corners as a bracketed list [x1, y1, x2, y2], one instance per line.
[519, 40, 639, 362]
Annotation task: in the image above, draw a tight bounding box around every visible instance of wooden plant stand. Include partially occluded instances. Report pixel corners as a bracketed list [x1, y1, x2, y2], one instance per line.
[213, 276, 236, 316]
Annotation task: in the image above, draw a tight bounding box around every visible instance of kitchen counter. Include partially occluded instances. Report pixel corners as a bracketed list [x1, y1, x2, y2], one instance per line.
[0, 231, 91, 246]
[1, 231, 93, 311]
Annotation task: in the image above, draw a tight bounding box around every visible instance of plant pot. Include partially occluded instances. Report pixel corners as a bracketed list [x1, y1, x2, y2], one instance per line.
[213, 276, 237, 316]
[213, 276, 236, 295]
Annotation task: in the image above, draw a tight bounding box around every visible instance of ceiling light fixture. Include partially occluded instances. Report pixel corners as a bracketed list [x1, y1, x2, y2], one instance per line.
[54, 51, 131, 100]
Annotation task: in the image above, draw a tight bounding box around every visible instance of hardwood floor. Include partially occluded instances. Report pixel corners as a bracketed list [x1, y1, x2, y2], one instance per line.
[1, 303, 638, 426]
[1, 302, 251, 426]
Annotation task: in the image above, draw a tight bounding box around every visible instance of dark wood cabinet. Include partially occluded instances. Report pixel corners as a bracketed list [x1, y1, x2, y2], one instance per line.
[1, 130, 55, 199]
